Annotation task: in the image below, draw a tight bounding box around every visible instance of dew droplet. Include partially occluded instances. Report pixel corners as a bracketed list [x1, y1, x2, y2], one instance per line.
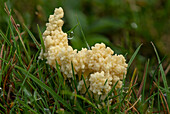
[131, 22, 138, 29]
[67, 31, 74, 40]
[44, 108, 51, 114]
[0, 87, 3, 97]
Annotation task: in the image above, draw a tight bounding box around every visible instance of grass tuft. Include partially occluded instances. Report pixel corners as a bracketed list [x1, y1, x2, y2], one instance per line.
[0, 3, 169, 113]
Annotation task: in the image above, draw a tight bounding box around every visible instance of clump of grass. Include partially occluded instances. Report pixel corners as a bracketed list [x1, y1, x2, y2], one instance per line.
[0, 4, 169, 114]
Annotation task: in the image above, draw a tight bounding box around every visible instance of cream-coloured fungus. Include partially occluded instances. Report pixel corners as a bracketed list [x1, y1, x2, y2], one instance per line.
[39, 7, 128, 100]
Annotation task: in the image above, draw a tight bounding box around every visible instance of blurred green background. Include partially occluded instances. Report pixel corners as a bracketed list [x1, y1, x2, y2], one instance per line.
[0, 0, 169, 84]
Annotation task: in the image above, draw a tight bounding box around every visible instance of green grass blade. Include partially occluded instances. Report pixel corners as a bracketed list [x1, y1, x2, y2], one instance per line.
[0, 102, 6, 111]
[17, 98, 38, 114]
[149, 56, 166, 92]
[37, 24, 45, 52]
[24, 24, 40, 49]
[0, 110, 5, 114]
[65, 91, 101, 114]
[119, 74, 126, 107]
[158, 86, 170, 94]
[127, 44, 142, 69]
[76, 16, 90, 49]
[15, 27, 31, 61]
[8, 18, 17, 48]
[7, 46, 13, 61]
[15, 65, 73, 112]
[151, 42, 170, 109]
[131, 87, 137, 100]
[15, 48, 26, 69]
[0, 57, 9, 65]
[15, 65, 32, 98]
[67, 24, 78, 34]
[71, 62, 78, 92]
[56, 61, 64, 87]
[121, 84, 138, 104]
[104, 81, 119, 102]
[52, 84, 61, 114]
[109, 103, 120, 111]
[10, 105, 17, 114]
[75, 101, 85, 114]
[8, 13, 30, 61]
[158, 71, 161, 112]
[142, 59, 150, 103]
[143, 92, 158, 105]
[0, 29, 11, 46]
[82, 74, 93, 101]
[150, 92, 155, 113]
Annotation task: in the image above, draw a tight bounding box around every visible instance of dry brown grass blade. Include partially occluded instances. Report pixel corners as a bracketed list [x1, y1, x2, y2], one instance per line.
[4, 3, 22, 42]
[149, 64, 169, 96]
[153, 81, 170, 113]
[149, 84, 155, 96]
[114, 90, 119, 104]
[130, 68, 137, 87]
[165, 64, 170, 76]
[27, 57, 34, 70]
[137, 62, 147, 98]
[4, 3, 29, 61]
[131, 69, 138, 96]
[13, 9, 25, 27]
[12, 50, 17, 62]
[131, 74, 138, 96]
[3, 60, 17, 114]
[0, 44, 4, 70]
[153, 110, 167, 113]
[125, 95, 141, 113]
[159, 92, 167, 114]
[3, 59, 11, 99]
[133, 74, 138, 85]
[3, 51, 17, 99]
[7, 85, 12, 113]
[14, 32, 25, 41]
[126, 68, 137, 99]
[125, 100, 140, 114]
[123, 68, 138, 111]
[21, 55, 27, 65]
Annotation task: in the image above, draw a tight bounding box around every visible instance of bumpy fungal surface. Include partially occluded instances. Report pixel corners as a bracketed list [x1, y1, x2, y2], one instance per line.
[39, 7, 128, 100]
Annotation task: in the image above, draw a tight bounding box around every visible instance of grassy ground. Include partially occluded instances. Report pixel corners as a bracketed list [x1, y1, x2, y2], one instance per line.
[0, 0, 170, 113]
